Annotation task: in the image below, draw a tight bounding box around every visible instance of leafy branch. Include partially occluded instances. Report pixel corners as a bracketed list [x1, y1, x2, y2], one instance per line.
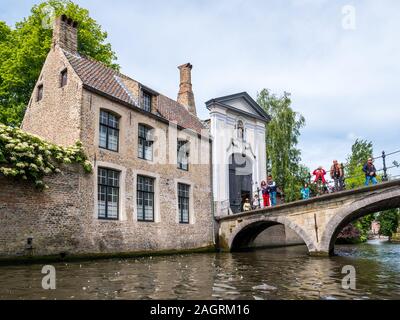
[0, 123, 92, 189]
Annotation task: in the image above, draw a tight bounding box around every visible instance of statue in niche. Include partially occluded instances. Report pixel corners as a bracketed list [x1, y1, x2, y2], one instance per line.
[236, 120, 245, 141]
[227, 120, 256, 159]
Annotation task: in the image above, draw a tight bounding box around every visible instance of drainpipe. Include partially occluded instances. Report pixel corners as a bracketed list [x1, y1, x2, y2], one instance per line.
[210, 136, 216, 246]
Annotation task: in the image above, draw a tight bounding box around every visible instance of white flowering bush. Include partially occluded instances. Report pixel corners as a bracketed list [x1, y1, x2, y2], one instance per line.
[0, 123, 92, 189]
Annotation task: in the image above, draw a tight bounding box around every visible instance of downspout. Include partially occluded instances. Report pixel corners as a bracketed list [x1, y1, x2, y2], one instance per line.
[210, 136, 216, 247]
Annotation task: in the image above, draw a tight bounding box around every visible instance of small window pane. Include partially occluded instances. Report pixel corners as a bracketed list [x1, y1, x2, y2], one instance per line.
[108, 128, 119, 151]
[99, 125, 107, 149]
[144, 142, 153, 161]
[138, 139, 144, 159]
[100, 111, 108, 125]
[108, 113, 119, 129]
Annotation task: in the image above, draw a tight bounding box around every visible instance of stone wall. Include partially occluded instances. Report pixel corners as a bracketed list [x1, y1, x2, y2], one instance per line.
[253, 225, 304, 248]
[21, 46, 83, 147]
[13, 40, 215, 260]
[0, 165, 214, 259]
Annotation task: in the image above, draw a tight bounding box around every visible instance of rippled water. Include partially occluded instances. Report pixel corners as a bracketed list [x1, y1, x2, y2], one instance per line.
[1, 241, 400, 300]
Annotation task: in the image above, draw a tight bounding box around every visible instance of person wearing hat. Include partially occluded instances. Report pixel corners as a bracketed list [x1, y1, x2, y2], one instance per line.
[252, 193, 261, 210]
[363, 157, 378, 186]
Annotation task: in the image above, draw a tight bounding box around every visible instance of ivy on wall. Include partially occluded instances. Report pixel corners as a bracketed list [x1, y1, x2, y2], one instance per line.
[0, 123, 92, 189]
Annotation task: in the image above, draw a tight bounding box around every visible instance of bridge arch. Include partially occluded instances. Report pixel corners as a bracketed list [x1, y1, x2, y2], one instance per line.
[228, 215, 317, 253]
[320, 187, 400, 255]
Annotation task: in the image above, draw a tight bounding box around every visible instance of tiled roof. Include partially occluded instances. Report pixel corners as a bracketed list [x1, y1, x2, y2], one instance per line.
[157, 95, 206, 134]
[63, 50, 206, 134]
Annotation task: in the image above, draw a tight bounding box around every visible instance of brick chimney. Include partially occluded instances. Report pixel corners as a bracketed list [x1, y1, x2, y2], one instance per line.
[177, 63, 196, 115]
[52, 14, 78, 53]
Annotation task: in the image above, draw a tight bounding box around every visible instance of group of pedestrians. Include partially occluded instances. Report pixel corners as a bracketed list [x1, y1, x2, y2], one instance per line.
[242, 157, 380, 211]
[243, 175, 278, 211]
[300, 157, 378, 200]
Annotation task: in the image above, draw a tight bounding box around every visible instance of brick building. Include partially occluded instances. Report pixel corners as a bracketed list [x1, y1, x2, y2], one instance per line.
[0, 15, 214, 259]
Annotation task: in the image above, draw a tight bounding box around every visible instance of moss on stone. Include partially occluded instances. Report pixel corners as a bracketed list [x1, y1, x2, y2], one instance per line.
[0, 245, 217, 266]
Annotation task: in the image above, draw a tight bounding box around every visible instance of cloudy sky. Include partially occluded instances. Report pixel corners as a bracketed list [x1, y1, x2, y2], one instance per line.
[2, 0, 400, 178]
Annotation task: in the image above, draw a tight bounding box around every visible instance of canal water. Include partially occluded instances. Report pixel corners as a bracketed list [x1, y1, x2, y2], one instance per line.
[1, 240, 399, 300]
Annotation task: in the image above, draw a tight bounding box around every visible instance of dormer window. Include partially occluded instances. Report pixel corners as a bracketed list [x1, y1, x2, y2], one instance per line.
[60, 69, 68, 87]
[143, 91, 152, 112]
[37, 84, 43, 102]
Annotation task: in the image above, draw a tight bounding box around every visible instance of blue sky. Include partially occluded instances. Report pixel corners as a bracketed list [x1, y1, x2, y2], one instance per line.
[2, 0, 400, 178]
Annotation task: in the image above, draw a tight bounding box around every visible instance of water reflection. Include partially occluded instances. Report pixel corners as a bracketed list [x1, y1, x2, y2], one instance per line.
[1, 241, 400, 300]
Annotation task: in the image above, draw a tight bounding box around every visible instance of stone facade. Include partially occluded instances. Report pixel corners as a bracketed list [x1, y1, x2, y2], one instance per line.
[0, 165, 213, 258]
[1, 15, 214, 260]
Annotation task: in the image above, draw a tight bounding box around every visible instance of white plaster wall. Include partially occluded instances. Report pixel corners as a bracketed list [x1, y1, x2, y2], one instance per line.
[210, 102, 267, 216]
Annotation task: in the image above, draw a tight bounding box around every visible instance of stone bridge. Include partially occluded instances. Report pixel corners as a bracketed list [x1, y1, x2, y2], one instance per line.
[216, 180, 400, 256]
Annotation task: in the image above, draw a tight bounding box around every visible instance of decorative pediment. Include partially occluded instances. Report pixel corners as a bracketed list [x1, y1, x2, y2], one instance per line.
[206, 92, 270, 122]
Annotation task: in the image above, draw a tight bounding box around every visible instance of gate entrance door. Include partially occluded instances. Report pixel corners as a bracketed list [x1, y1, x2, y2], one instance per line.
[229, 153, 253, 213]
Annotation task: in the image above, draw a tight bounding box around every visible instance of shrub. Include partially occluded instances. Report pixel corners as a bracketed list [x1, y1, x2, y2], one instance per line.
[0, 123, 92, 189]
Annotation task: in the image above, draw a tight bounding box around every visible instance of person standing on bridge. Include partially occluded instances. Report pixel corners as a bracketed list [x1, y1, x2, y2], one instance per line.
[261, 181, 270, 208]
[252, 193, 261, 210]
[313, 166, 327, 196]
[267, 175, 277, 206]
[363, 158, 378, 186]
[243, 198, 252, 212]
[313, 166, 327, 184]
[330, 160, 344, 192]
[301, 183, 311, 200]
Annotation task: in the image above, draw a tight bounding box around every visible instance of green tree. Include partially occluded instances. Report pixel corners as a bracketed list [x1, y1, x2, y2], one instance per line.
[257, 89, 306, 202]
[377, 209, 400, 240]
[0, 0, 119, 126]
[345, 139, 374, 189]
[339, 139, 376, 243]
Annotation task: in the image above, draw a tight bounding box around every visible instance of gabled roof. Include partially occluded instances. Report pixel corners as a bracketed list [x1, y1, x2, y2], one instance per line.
[206, 92, 270, 122]
[63, 50, 206, 134]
